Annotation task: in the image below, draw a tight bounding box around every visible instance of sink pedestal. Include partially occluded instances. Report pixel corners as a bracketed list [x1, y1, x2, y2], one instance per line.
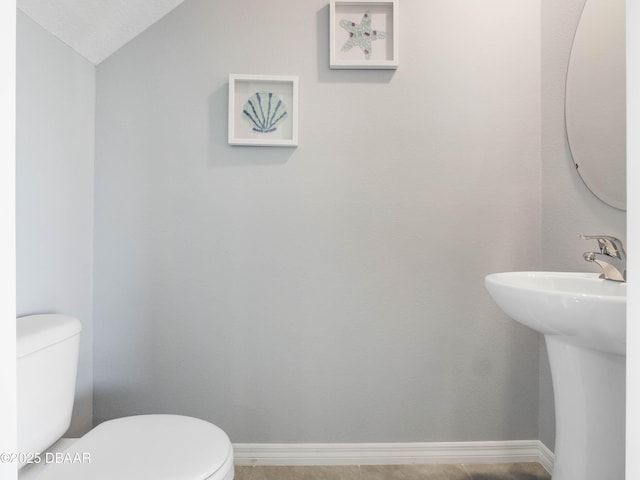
[546, 336, 625, 480]
[484, 272, 626, 480]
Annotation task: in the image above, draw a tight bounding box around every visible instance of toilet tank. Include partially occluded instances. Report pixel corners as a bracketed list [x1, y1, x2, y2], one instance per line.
[17, 314, 82, 457]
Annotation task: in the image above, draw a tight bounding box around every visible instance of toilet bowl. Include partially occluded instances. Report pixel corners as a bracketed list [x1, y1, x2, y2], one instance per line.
[30, 415, 234, 480]
[17, 314, 234, 480]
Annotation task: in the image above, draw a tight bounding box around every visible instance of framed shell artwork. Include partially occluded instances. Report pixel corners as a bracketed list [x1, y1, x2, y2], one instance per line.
[330, 0, 399, 69]
[228, 74, 299, 147]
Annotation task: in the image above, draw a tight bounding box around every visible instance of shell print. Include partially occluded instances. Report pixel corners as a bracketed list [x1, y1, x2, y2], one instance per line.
[242, 91, 288, 133]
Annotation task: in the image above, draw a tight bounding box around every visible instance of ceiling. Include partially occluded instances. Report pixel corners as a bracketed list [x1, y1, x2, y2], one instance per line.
[17, 0, 185, 65]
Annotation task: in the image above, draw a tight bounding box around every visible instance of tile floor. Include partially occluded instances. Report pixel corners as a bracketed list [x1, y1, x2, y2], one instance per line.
[234, 463, 551, 480]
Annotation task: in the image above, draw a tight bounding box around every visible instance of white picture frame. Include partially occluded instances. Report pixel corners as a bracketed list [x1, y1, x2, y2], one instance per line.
[228, 74, 299, 147]
[330, 0, 399, 69]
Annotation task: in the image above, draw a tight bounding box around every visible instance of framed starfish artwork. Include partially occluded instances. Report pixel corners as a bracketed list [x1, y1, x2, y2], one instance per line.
[330, 0, 399, 69]
[228, 74, 299, 147]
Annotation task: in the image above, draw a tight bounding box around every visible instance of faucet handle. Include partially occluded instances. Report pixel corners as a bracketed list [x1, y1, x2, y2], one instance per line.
[580, 235, 626, 259]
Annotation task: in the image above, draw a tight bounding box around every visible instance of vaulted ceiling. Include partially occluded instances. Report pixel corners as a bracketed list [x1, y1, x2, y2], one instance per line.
[18, 0, 185, 65]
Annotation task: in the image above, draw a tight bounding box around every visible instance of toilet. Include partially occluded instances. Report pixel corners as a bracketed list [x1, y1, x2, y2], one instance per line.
[17, 314, 234, 480]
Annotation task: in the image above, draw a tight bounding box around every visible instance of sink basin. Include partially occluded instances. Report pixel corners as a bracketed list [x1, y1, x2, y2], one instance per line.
[485, 271, 626, 355]
[485, 271, 626, 480]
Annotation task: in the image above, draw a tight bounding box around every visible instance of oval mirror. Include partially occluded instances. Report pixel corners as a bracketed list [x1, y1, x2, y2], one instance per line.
[565, 0, 626, 210]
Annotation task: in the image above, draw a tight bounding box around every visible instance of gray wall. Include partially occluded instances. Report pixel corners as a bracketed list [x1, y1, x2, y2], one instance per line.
[94, 0, 542, 443]
[540, 0, 627, 450]
[16, 12, 95, 436]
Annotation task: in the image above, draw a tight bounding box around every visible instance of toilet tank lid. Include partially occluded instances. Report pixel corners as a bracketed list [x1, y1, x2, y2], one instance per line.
[17, 314, 82, 359]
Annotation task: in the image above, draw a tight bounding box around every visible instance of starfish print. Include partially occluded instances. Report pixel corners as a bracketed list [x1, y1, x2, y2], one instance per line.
[339, 11, 386, 60]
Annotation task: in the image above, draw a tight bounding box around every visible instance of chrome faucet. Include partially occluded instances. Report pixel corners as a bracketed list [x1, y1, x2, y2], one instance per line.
[581, 234, 626, 282]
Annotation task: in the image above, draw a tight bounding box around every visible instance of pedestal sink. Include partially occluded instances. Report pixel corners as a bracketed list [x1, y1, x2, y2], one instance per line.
[485, 272, 625, 480]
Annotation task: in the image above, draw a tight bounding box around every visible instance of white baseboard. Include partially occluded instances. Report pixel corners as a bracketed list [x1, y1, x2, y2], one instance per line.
[233, 440, 554, 473]
[536, 441, 555, 474]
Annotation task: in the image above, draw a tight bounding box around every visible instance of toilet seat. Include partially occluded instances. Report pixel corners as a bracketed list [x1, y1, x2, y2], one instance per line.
[36, 415, 234, 480]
